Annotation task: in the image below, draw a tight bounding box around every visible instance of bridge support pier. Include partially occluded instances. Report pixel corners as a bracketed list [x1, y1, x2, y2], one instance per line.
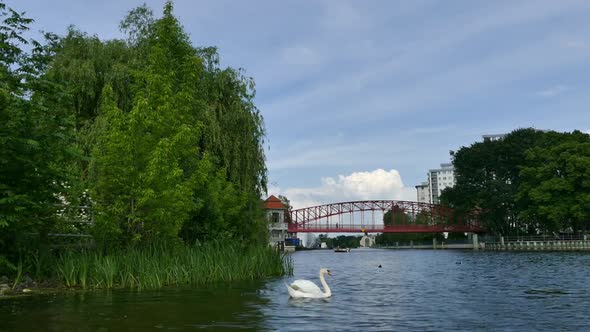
[468, 233, 479, 250]
[433, 238, 437, 250]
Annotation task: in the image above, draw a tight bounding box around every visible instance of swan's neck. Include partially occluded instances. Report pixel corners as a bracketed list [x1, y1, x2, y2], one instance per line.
[319, 272, 331, 297]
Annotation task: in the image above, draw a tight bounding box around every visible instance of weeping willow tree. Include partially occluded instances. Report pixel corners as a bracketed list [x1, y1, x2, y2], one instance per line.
[86, 2, 269, 247]
[0, 0, 272, 279]
[31, 1, 270, 248]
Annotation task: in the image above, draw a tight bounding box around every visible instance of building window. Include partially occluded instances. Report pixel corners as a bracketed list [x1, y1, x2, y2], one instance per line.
[272, 212, 280, 223]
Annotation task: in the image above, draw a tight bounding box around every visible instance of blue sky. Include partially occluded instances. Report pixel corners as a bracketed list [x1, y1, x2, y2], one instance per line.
[10, 0, 590, 209]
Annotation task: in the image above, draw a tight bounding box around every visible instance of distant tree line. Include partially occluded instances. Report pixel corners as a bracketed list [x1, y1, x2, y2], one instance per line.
[315, 234, 363, 248]
[440, 128, 590, 236]
[376, 208, 466, 245]
[0, 1, 269, 274]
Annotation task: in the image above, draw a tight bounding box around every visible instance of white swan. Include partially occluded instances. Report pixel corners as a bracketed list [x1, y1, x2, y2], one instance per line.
[286, 268, 332, 298]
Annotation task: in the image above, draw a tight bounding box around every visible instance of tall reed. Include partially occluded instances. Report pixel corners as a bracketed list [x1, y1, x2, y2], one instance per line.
[55, 242, 292, 290]
[11, 261, 23, 290]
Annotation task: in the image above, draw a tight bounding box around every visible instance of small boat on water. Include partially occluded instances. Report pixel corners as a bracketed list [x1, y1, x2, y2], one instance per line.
[334, 247, 350, 253]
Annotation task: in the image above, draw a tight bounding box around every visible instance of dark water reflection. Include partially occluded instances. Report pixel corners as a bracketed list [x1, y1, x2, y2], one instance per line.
[2, 249, 590, 331]
[0, 282, 268, 331]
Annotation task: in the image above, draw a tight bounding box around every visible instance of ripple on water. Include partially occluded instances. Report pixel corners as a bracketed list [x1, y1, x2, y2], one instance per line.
[258, 250, 590, 331]
[2, 250, 590, 331]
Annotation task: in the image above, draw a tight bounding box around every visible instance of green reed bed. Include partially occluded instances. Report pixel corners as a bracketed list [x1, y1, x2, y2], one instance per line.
[55, 243, 293, 290]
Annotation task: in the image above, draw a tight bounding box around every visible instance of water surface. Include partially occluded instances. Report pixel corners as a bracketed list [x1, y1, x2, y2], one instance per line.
[2, 249, 590, 331]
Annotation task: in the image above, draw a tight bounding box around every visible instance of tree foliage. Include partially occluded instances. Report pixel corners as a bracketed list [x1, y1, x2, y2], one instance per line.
[441, 128, 590, 235]
[375, 232, 445, 246]
[314, 234, 363, 249]
[0, 0, 270, 273]
[0, 1, 77, 268]
[87, 1, 269, 246]
[383, 205, 410, 226]
[518, 132, 590, 233]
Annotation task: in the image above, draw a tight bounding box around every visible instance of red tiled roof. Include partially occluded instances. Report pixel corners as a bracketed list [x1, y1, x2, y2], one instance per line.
[264, 195, 286, 209]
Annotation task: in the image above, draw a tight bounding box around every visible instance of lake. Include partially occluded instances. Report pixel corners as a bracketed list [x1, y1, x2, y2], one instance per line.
[2, 249, 590, 331]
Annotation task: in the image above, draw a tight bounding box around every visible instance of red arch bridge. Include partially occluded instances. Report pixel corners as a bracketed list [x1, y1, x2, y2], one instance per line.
[287, 200, 482, 233]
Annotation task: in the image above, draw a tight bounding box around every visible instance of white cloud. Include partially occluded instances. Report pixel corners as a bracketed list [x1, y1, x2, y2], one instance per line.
[535, 85, 570, 98]
[261, 0, 589, 116]
[268, 169, 415, 210]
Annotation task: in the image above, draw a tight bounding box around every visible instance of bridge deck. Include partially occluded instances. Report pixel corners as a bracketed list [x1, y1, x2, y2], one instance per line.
[291, 225, 483, 233]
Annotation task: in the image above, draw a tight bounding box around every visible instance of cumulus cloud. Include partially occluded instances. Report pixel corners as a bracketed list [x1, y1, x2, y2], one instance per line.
[268, 169, 416, 210]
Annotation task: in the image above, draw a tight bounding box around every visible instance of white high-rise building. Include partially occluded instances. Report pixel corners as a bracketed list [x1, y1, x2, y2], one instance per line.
[428, 163, 455, 204]
[415, 133, 511, 204]
[415, 182, 430, 203]
[482, 134, 506, 142]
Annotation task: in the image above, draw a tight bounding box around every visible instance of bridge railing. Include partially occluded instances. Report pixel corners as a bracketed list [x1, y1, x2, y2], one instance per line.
[487, 234, 588, 242]
[289, 224, 483, 233]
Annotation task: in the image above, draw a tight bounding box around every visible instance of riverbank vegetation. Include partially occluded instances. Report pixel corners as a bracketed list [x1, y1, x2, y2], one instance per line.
[376, 208, 468, 245]
[375, 232, 468, 246]
[0, 1, 289, 289]
[55, 243, 292, 290]
[441, 128, 590, 236]
[314, 234, 364, 249]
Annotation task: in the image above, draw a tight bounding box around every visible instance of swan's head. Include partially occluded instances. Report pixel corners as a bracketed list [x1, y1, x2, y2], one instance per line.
[320, 268, 332, 276]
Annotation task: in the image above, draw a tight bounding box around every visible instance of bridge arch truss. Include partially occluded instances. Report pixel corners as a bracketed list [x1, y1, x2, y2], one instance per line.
[288, 200, 481, 233]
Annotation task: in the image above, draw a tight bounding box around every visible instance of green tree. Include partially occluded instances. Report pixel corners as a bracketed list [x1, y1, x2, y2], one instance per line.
[0, 1, 76, 270]
[415, 210, 431, 225]
[518, 132, 590, 233]
[441, 128, 590, 235]
[41, 28, 137, 216]
[377, 207, 442, 245]
[89, 3, 207, 246]
[332, 235, 362, 248]
[1, 0, 271, 261]
[278, 195, 292, 211]
[383, 205, 410, 226]
[375, 232, 444, 246]
[88, 2, 269, 247]
[315, 234, 332, 248]
[440, 128, 548, 235]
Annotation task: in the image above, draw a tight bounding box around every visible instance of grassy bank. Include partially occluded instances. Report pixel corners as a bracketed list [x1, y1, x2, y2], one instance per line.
[54, 243, 293, 290]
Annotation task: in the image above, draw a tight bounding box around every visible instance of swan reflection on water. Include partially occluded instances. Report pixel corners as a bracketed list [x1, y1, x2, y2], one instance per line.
[288, 296, 332, 307]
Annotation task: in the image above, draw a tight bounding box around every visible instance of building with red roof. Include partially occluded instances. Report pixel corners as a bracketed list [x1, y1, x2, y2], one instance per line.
[264, 195, 298, 250]
[264, 195, 287, 210]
